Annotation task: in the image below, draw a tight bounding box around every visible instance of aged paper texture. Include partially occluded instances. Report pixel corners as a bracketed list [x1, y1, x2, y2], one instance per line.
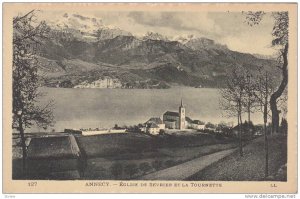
[3, 3, 297, 193]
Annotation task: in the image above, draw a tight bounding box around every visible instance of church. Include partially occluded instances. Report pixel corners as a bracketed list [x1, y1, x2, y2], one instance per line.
[162, 100, 192, 130]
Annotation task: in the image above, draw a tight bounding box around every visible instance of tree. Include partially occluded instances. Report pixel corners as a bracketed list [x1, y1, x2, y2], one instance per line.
[253, 69, 275, 178]
[205, 122, 216, 129]
[280, 118, 288, 135]
[13, 10, 54, 173]
[220, 66, 248, 156]
[244, 72, 258, 130]
[245, 11, 289, 134]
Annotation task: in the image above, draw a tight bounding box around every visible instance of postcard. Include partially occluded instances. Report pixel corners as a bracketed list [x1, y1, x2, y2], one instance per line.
[2, 3, 297, 193]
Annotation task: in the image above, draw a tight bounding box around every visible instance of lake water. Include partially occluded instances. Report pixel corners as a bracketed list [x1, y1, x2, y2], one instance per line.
[34, 87, 263, 132]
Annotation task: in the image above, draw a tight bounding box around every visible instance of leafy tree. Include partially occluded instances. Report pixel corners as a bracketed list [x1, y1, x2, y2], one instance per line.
[13, 10, 54, 172]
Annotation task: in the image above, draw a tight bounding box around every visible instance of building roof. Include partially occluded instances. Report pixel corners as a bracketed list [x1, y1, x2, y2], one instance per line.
[163, 111, 179, 117]
[185, 117, 193, 123]
[192, 120, 205, 125]
[27, 135, 81, 159]
[146, 117, 163, 124]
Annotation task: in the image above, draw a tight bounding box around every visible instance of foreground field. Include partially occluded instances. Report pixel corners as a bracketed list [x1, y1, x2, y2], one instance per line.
[13, 131, 238, 180]
[75, 132, 237, 180]
[187, 135, 287, 181]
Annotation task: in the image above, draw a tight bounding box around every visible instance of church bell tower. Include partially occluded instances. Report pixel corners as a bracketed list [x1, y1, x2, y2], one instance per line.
[179, 99, 185, 130]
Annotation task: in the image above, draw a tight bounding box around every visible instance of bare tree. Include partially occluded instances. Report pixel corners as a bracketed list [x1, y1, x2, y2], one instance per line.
[245, 11, 289, 134]
[252, 67, 275, 178]
[220, 66, 248, 156]
[243, 71, 259, 136]
[13, 10, 54, 173]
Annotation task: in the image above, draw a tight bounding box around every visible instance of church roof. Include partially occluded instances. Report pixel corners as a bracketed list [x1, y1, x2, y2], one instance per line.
[163, 111, 179, 117]
[185, 117, 193, 123]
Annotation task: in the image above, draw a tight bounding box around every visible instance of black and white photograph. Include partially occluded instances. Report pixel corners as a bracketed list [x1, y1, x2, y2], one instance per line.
[3, 2, 297, 194]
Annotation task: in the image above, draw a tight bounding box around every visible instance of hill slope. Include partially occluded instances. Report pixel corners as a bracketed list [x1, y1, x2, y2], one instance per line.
[36, 20, 277, 89]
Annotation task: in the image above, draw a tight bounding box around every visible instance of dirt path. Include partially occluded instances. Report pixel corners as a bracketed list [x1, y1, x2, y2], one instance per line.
[139, 148, 237, 180]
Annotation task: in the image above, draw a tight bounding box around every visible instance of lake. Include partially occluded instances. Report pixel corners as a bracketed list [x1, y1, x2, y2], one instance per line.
[33, 87, 263, 132]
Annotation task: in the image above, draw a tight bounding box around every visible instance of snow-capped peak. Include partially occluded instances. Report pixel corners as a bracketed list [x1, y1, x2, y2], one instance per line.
[142, 31, 169, 41]
[45, 12, 132, 40]
[173, 34, 195, 44]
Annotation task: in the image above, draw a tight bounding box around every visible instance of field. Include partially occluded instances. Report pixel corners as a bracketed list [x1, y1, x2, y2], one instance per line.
[13, 131, 238, 180]
[75, 132, 237, 179]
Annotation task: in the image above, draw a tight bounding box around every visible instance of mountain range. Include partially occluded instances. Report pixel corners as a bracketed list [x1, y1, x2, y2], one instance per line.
[36, 13, 277, 89]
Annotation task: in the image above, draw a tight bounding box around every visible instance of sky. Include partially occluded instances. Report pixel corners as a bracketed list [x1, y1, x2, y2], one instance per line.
[38, 10, 277, 56]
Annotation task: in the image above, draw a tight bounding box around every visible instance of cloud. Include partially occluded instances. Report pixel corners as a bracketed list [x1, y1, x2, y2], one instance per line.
[127, 11, 221, 38]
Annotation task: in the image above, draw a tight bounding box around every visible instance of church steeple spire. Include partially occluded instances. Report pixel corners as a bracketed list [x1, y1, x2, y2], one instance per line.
[179, 98, 185, 130]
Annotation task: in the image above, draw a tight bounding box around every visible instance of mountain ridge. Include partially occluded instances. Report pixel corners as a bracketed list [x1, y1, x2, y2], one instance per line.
[36, 16, 277, 89]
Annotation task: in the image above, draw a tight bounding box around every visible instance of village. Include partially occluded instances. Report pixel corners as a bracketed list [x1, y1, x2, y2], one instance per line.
[63, 99, 262, 138]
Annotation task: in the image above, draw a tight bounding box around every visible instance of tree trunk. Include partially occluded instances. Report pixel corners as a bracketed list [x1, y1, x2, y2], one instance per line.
[264, 104, 269, 178]
[18, 115, 27, 175]
[238, 103, 243, 157]
[270, 43, 288, 134]
[264, 72, 269, 178]
[248, 101, 251, 136]
[248, 103, 251, 123]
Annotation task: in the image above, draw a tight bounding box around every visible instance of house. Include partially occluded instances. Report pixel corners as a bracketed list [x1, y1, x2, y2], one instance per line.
[145, 123, 160, 135]
[191, 120, 206, 130]
[26, 135, 83, 179]
[142, 117, 165, 135]
[145, 117, 165, 130]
